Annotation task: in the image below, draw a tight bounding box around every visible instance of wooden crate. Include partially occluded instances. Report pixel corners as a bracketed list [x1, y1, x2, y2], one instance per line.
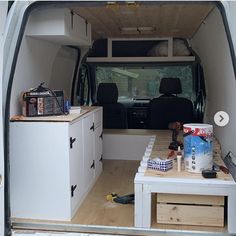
[156, 193, 224, 227]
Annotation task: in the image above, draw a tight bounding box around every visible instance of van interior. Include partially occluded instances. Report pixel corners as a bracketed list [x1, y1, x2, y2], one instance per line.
[8, 1, 236, 235]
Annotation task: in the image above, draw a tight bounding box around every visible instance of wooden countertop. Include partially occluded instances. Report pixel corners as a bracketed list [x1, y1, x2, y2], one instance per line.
[10, 106, 101, 122]
[143, 130, 233, 181]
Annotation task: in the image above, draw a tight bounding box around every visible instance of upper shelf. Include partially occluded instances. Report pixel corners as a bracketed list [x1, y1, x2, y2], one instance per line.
[87, 56, 195, 63]
[87, 37, 195, 63]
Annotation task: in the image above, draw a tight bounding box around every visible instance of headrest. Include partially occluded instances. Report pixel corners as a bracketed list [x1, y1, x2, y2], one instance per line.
[159, 78, 182, 95]
[97, 83, 118, 104]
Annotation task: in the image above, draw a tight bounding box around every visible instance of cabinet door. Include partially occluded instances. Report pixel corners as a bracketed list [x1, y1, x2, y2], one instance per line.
[95, 124, 103, 180]
[83, 114, 95, 193]
[69, 120, 83, 216]
[94, 108, 102, 129]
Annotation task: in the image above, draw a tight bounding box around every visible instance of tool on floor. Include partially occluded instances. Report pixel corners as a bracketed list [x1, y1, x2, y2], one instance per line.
[213, 162, 229, 174]
[106, 193, 134, 204]
[168, 122, 183, 150]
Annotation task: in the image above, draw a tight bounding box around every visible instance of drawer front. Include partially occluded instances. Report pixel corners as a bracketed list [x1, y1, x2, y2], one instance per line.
[94, 108, 102, 129]
[95, 125, 103, 159]
[156, 193, 224, 227]
[157, 203, 224, 227]
[83, 115, 95, 191]
[94, 125, 103, 180]
[157, 193, 224, 206]
[69, 120, 83, 215]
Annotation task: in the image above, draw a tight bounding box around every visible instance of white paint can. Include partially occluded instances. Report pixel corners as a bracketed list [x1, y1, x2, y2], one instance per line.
[183, 123, 213, 173]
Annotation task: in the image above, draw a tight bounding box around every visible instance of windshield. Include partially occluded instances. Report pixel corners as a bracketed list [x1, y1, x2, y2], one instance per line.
[95, 65, 193, 101]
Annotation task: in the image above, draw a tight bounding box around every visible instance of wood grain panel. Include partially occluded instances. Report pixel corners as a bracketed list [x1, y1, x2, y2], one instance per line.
[157, 204, 224, 226]
[73, 4, 214, 39]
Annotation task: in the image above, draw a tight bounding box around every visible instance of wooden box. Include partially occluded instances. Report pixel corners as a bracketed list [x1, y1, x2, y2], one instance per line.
[156, 193, 224, 227]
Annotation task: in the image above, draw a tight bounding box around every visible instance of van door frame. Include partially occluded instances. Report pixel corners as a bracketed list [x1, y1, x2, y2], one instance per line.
[4, 1, 236, 235]
[0, 2, 8, 235]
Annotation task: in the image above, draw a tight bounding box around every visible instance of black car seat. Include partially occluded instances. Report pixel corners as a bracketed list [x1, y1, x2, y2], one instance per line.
[96, 83, 127, 129]
[148, 78, 194, 129]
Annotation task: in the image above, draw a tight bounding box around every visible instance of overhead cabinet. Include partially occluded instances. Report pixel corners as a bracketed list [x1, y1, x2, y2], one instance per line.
[26, 8, 92, 46]
[10, 107, 102, 221]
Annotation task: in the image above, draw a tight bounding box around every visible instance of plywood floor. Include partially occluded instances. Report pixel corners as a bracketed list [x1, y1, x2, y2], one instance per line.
[13, 159, 227, 233]
[71, 159, 139, 227]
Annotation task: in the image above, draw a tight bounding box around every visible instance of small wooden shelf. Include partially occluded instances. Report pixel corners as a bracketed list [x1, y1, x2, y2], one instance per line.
[87, 56, 195, 63]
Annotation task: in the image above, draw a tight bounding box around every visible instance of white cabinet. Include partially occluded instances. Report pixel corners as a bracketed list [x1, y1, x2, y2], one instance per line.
[69, 121, 84, 217]
[82, 114, 95, 193]
[10, 108, 102, 221]
[94, 109, 103, 180]
[26, 8, 92, 46]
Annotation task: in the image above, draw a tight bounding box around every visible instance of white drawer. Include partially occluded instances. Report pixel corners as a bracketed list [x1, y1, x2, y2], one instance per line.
[94, 108, 102, 128]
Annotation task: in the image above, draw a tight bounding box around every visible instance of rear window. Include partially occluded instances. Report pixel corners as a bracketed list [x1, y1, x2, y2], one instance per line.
[95, 65, 193, 101]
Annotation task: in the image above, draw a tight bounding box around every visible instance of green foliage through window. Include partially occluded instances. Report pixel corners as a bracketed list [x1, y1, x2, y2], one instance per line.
[96, 65, 193, 101]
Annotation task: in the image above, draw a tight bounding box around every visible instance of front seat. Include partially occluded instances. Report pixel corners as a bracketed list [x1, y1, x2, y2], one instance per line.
[96, 83, 127, 129]
[148, 78, 194, 129]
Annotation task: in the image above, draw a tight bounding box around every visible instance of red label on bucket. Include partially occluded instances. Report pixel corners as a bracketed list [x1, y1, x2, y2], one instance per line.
[183, 127, 212, 137]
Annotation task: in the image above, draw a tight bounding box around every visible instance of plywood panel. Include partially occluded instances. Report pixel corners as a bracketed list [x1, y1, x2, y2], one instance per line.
[157, 204, 224, 227]
[73, 4, 214, 39]
[157, 193, 224, 206]
[71, 160, 139, 226]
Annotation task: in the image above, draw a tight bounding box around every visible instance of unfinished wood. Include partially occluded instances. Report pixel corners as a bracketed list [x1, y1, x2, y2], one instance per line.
[86, 56, 196, 63]
[10, 106, 100, 122]
[71, 160, 139, 227]
[141, 130, 232, 181]
[152, 222, 227, 233]
[74, 4, 214, 39]
[12, 160, 228, 233]
[156, 204, 224, 227]
[157, 193, 224, 206]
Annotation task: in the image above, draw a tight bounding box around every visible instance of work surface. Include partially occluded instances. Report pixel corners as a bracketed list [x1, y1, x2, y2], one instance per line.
[134, 130, 236, 233]
[147, 131, 232, 181]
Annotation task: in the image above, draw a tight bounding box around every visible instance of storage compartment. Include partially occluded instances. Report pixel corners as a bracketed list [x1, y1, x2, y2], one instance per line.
[10, 108, 103, 221]
[27, 8, 91, 46]
[156, 194, 225, 227]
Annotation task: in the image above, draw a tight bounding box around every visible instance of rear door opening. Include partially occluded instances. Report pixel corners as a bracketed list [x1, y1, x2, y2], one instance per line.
[3, 1, 236, 236]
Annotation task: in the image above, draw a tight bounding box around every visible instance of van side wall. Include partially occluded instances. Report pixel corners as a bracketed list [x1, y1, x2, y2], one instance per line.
[191, 7, 236, 157]
[10, 24, 77, 116]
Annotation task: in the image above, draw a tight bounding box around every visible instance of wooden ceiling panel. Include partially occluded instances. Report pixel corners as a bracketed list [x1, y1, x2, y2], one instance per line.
[73, 4, 214, 39]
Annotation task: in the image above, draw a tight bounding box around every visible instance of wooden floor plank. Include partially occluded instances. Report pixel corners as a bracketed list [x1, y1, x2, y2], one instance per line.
[71, 160, 139, 226]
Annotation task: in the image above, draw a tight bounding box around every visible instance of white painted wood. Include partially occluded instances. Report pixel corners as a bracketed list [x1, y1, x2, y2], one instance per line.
[10, 122, 71, 221]
[103, 134, 150, 160]
[26, 8, 91, 46]
[94, 108, 102, 129]
[87, 56, 195, 63]
[142, 185, 152, 228]
[227, 193, 236, 233]
[69, 121, 84, 217]
[83, 114, 95, 193]
[10, 108, 103, 221]
[134, 172, 236, 232]
[134, 183, 143, 227]
[94, 125, 103, 180]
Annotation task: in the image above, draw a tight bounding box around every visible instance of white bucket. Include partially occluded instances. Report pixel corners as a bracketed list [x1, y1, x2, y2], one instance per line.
[183, 123, 213, 173]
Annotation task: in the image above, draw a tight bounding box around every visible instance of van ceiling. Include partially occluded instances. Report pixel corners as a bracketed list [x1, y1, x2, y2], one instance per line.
[73, 3, 214, 40]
